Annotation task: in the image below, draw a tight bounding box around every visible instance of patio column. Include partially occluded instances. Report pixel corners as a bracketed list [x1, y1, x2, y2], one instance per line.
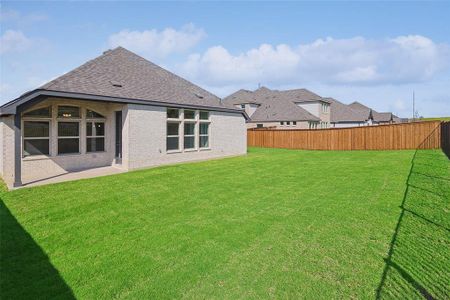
[13, 112, 22, 187]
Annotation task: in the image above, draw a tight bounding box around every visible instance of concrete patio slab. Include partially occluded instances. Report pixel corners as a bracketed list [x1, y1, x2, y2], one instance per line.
[20, 166, 126, 188]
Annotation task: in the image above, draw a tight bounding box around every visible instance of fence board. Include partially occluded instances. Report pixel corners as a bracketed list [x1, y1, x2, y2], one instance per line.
[248, 121, 443, 151]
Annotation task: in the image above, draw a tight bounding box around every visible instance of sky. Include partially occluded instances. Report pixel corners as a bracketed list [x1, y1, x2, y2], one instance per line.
[1, 1, 449, 117]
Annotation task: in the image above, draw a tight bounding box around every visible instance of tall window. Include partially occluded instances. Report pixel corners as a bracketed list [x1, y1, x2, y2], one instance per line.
[86, 109, 105, 152]
[23, 121, 50, 156]
[199, 111, 210, 149]
[167, 108, 181, 151]
[22, 106, 51, 156]
[167, 122, 180, 151]
[57, 106, 80, 154]
[184, 122, 195, 149]
[87, 122, 105, 152]
[199, 123, 209, 148]
[58, 122, 80, 154]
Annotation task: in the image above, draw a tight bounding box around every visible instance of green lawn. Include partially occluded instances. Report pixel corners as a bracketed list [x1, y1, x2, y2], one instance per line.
[417, 117, 450, 121]
[1, 148, 449, 299]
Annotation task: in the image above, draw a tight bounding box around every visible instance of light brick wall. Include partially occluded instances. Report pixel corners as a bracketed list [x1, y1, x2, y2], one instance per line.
[124, 104, 247, 170]
[0, 116, 15, 186]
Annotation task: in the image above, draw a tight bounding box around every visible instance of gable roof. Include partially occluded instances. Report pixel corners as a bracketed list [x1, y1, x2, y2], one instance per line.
[326, 98, 371, 122]
[349, 101, 392, 122]
[1, 47, 241, 116]
[250, 95, 320, 122]
[348, 101, 371, 114]
[223, 86, 322, 122]
[372, 111, 393, 122]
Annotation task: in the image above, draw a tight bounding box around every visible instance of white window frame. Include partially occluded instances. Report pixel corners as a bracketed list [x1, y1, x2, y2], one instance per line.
[57, 120, 81, 155]
[166, 108, 211, 153]
[22, 120, 51, 157]
[86, 121, 106, 153]
[183, 121, 197, 151]
[86, 109, 106, 153]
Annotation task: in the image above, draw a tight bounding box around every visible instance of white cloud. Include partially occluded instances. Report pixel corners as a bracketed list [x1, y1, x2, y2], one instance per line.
[0, 8, 47, 24]
[108, 23, 206, 58]
[0, 30, 32, 54]
[182, 35, 450, 87]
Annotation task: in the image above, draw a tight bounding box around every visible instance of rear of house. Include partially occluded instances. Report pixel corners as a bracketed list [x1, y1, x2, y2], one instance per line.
[0, 47, 247, 188]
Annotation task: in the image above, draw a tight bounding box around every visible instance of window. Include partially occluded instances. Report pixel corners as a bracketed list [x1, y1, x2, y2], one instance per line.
[199, 123, 209, 148]
[184, 122, 196, 149]
[23, 121, 50, 156]
[167, 109, 210, 152]
[293, 121, 297, 125]
[256, 124, 263, 128]
[199, 111, 209, 120]
[322, 103, 329, 113]
[167, 122, 180, 151]
[58, 122, 80, 154]
[280, 121, 284, 125]
[86, 109, 105, 119]
[167, 108, 179, 119]
[241, 104, 245, 109]
[86, 122, 105, 152]
[58, 106, 80, 118]
[287, 121, 291, 125]
[23, 106, 51, 118]
[184, 110, 195, 120]
[86, 109, 105, 152]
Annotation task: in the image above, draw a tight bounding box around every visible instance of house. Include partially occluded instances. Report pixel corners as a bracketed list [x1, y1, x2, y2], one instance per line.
[327, 98, 396, 128]
[223, 87, 331, 129]
[327, 98, 372, 127]
[0, 47, 247, 188]
[348, 102, 394, 125]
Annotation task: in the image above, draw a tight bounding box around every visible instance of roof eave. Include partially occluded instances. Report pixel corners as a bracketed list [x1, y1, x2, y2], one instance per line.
[0, 89, 245, 117]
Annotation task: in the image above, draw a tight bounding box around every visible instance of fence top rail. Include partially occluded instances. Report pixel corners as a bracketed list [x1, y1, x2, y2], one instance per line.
[247, 120, 442, 132]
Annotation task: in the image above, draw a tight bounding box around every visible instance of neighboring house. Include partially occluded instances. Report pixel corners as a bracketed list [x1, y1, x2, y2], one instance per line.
[327, 98, 372, 128]
[0, 47, 247, 188]
[224, 87, 331, 129]
[328, 98, 396, 128]
[348, 102, 394, 125]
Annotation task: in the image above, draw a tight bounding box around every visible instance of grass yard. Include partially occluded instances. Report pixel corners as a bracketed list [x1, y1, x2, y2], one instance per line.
[418, 117, 450, 122]
[1, 148, 449, 299]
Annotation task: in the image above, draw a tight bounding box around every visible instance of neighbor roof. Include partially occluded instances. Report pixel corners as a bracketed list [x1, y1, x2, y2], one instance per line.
[223, 87, 322, 122]
[250, 96, 320, 122]
[1, 47, 241, 116]
[349, 101, 392, 122]
[326, 98, 371, 123]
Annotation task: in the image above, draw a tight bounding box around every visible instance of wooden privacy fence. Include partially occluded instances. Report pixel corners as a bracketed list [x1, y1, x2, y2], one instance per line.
[247, 121, 444, 151]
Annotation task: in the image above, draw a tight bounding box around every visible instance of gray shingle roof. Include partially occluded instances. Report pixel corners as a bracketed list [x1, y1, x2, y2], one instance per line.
[39, 47, 235, 110]
[223, 87, 321, 122]
[250, 96, 320, 122]
[349, 101, 392, 122]
[326, 98, 371, 122]
[372, 111, 393, 122]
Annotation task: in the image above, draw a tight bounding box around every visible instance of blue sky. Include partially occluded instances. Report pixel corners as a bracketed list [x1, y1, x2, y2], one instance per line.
[1, 1, 449, 117]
